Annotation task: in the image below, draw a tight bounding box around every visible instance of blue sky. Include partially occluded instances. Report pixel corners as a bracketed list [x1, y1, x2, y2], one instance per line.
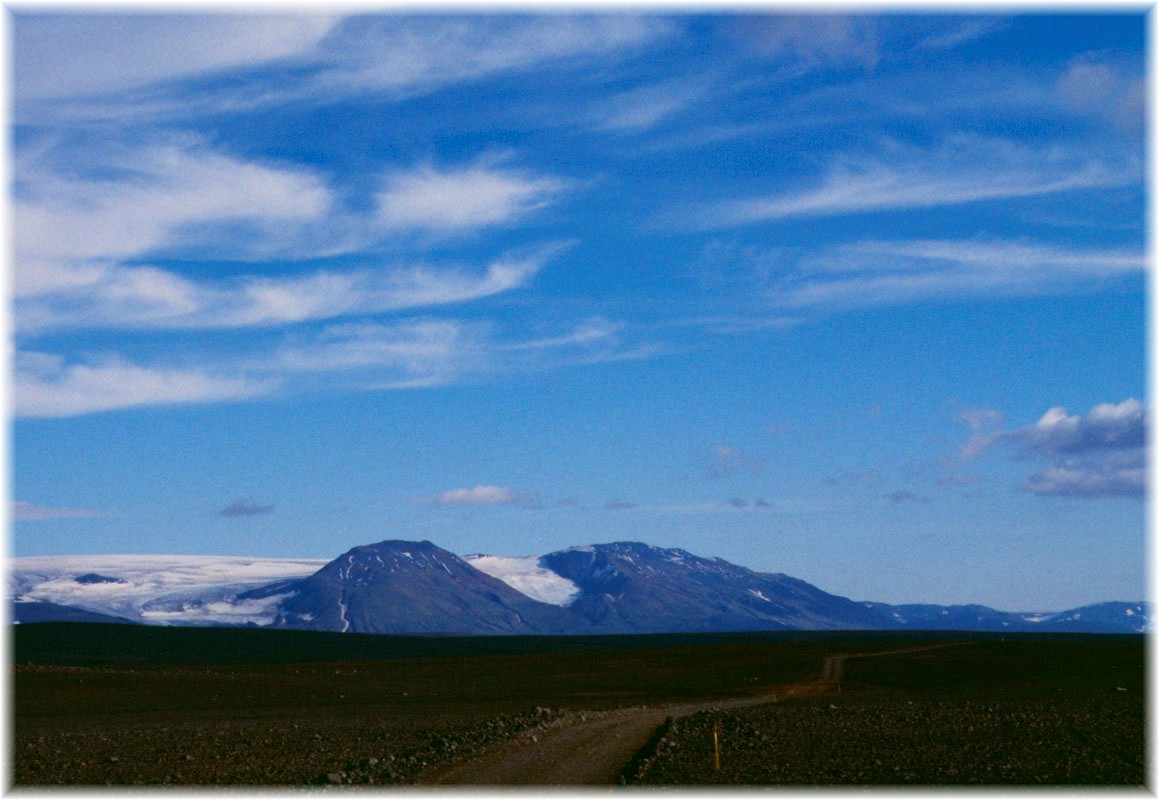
[9, 9, 1148, 612]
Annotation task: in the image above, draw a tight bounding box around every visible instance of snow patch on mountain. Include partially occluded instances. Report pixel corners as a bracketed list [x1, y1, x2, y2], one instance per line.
[463, 555, 580, 606]
[10, 555, 326, 625]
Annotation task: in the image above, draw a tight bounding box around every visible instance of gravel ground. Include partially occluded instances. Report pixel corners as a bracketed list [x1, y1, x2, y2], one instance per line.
[14, 698, 570, 786]
[628, 691, 1146, 785]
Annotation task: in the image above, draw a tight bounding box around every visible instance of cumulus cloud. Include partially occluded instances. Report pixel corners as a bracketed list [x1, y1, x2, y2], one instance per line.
[12, 500, 107, 521]
[217, 498, 275, 518]
[1003, 400, 1146, 499]
[955, 399, 1147, 500]
[1003, 399, 1146, 457]
[425, 485, 540, 508]
[1021, 453, 1144, 499]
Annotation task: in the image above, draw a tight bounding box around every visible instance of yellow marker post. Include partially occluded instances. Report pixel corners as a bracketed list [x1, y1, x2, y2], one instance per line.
[713, 722, 720, 771]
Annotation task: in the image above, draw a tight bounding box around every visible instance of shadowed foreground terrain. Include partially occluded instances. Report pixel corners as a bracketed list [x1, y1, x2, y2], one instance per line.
[10, 624, 1145, 786]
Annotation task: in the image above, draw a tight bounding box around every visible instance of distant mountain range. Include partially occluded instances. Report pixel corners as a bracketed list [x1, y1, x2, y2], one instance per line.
[10, 540, 1150, 635]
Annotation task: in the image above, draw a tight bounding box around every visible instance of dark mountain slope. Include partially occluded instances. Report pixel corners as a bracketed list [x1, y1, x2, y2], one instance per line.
[250, 540, 585, 635]
[540, 542, 894, 633]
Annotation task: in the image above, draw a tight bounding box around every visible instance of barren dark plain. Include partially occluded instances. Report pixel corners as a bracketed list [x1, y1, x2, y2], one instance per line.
[10, 624, 1146, 787]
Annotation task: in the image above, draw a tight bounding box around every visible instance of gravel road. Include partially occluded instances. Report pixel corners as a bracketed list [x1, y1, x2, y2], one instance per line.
[415, 643, 966, 786]
[14, 637, 1144, 787]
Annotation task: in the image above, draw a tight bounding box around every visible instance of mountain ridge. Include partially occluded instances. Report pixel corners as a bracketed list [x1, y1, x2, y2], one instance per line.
[10, 539, 1150, 635]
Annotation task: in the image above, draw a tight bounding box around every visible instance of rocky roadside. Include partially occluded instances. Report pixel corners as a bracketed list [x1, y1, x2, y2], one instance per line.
[14, 705, 576, 786]
[627, 692, 1146, 785]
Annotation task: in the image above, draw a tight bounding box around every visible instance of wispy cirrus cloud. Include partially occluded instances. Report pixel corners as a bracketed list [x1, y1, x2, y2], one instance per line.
[13, 14, 341, 102]
[732, 15, 882, 72]
[311, 15, 673, 98]
[590, 77, 716, 133]
[12, 500, 108, 521]
[376, 157, 569, 234]
[13, 133, 571, 338]
[17, 247, 559, 334]
[742, 238, 1144, 314]
[13, 310, 654, 418]
[15, 15, 675, 125]
[14, 139, 336, 270]
[697, 136, 1138, 229]
[13, 352, 270, 419]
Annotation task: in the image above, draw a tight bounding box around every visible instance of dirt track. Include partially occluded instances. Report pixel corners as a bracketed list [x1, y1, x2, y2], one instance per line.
[14, 632, 1144, 787]
[420, 643, 967, 785]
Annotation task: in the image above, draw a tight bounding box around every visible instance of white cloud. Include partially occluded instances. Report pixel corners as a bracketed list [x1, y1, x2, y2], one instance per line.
[1004, 399, 1146, 458]
[13, 14, 341, 101]
[1056, 56, 1145, 133]
[425, 485, 539, 508]
[737, 15, 881, 72]
[12, 500, 107, 521]
[13, 305, 652, 417]
[14, 140, 334, 273]
[591, 79, 714, 133]
[376, 159, 566, 234]
[17, 247, 558, 334]
[269, 319, 483, 389]
[314, 15, 673, 97]
[1021, 453, 1144, 499]
[768, 238, 1145, 312]
[954, 399, 1147, 500]
[13, 352, 270, 418]
[701, 136, 1138, 228]
[955, 408, 1005, 461]
[14, 15, 675, 126]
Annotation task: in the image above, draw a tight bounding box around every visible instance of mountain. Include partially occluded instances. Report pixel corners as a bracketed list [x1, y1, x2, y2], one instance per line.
[247, 540, 584, 635]
[536, 542, 890, 633]
[9, 541, 1150, 635]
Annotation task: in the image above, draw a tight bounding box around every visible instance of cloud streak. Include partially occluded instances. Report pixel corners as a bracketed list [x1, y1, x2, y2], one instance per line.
[13, 352, 269, 419]
[17, 248, 559, 334]
[217, 499, 276, 518]
[376, 158, 568, 234]
[15, 15, 674, 125]
[423, 485, 540, 508]
[14, 14, 341, 101]
[699, 136, 1138, 228]
[751, 238, 1144, 314]
[12, 500, 108, 521]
